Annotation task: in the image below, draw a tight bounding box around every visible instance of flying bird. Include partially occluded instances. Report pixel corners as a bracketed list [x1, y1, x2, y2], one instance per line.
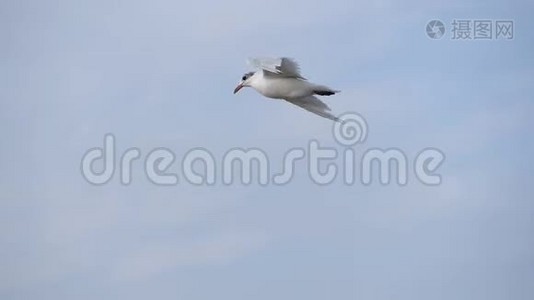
[233, 57, 341, 122]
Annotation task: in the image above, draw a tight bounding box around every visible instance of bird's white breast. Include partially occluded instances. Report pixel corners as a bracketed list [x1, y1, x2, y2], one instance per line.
[252, 76, 313, 100]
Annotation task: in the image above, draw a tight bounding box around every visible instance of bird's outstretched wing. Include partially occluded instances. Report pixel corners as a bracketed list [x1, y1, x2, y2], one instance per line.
[248, 57, 306, 79]
[285, 96, 340, 122]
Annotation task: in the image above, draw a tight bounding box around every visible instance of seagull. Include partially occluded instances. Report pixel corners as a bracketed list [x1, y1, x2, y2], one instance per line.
[233, 57, 341, 122]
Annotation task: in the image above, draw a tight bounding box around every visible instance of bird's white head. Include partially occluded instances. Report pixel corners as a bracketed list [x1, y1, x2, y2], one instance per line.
[233, 71, 255, 94]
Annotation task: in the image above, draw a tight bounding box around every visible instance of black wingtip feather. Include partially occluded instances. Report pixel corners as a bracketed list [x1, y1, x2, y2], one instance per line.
[314, 90, 337, 96]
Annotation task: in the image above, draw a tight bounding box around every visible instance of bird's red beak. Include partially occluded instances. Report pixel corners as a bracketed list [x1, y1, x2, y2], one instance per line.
[233, 83, 244, 94]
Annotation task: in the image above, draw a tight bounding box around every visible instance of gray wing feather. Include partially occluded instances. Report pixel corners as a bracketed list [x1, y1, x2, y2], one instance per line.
[285, 96, 340, 122]
[248, 57, 306, 79]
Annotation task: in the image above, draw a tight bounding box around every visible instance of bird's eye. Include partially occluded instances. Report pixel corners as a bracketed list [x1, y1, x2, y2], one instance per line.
[242, 76, 247, 81]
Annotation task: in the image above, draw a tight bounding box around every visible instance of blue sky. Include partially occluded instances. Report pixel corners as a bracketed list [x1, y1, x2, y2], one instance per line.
[1, 0, 533, 299]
